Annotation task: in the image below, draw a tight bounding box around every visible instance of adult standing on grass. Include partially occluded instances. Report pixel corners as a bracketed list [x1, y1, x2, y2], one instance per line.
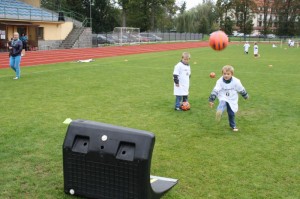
[9, 32, 23, 80]
[173, 52, 191, 111]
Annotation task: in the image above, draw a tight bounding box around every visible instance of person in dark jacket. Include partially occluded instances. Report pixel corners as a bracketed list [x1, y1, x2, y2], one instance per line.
[9, 32, 23, 80]
[20, 33, 28, 51]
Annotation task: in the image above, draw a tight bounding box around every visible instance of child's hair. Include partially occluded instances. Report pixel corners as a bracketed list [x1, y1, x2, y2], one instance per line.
[222, 65, 234, 74]
[182, 52, 191, 59]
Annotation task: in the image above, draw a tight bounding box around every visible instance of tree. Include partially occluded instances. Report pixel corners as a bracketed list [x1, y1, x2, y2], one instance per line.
[175, 1, 218, 34]
[276, 0, 300, 36]
[259, 0, 275, 35]
[91, 0, 120, 32]
[179, 1, 187, 14]
[114, 0, 131, 27]
[232, 0, 256, 34]
[117, 0, 177, 32]
[221, 16, 234, 34]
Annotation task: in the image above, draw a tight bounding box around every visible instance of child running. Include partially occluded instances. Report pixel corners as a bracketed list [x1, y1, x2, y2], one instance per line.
[208, 65, 249, 131]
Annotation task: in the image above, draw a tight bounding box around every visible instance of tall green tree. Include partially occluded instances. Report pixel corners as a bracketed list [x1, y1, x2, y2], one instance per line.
[275, 0, 300, 36]
[215, 0, 235, 34]
[91, 0, 120, 32]
[179, 1, 187, 14]
[259, 0, 276, 35]
[175, 1, 218, 34]
[232, 0, 256, 34]
[114, 0, 131, 27]
[116, 0, 177, 32]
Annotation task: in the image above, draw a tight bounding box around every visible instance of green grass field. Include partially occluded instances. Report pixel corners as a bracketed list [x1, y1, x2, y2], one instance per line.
[0, 44, 299, 199]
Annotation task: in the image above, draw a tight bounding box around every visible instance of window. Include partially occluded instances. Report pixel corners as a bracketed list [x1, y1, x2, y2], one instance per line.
[38, 27, 44, 40]
[259, 22, 262, 27]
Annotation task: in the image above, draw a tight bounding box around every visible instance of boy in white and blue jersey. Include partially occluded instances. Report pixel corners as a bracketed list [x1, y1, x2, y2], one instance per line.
[208, 65, 249, 132]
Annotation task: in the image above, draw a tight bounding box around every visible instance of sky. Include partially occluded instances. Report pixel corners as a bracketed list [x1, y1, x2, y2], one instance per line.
[176, 0, 202, 10]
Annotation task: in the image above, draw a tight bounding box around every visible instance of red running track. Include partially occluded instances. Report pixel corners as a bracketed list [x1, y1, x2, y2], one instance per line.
[0, 41, 209, 69]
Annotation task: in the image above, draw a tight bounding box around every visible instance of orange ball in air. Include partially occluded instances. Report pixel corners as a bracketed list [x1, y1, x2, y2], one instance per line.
[209, 31, 229, 51]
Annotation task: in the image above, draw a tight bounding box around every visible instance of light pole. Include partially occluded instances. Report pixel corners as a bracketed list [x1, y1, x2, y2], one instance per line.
[90, 0, 93, 31]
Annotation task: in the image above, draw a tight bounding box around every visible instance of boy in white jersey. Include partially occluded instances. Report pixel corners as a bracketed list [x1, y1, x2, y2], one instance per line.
[253, 42, 259, 57]
[173, 52, 191, 111]
[208, 65, 249, 131]
[243, 41, 250, 54]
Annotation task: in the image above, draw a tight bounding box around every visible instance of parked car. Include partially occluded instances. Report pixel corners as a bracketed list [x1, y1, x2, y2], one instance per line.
[250, 33, 259, 37]
[97, 34, 115, 44]
[111, 35, 129, 43]
[266, 34, 276, 39]
[140, 33, 162, 42]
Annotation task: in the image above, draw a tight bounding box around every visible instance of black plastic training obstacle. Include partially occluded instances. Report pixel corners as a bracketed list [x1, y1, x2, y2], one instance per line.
[63, 119, 178, 199]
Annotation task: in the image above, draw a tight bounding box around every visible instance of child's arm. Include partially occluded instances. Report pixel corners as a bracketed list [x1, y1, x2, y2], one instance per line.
[208, 90, 218, 108]
[173, 75, 179, 87]
[208, 81, 221, 107]
[173, 63, 180, 87]
[239, 89, 249, 99]
[236, 80, 249, 99]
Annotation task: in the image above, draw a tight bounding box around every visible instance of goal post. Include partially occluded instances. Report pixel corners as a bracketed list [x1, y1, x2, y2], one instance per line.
[112, 27, 140, 45]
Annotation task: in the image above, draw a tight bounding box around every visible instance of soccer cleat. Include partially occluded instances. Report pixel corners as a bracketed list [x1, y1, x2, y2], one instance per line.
[215, 110, 222, 122]
[13, 77, 19, 80]
[232, 127, 239, 132]
[174, 107, 182, 111]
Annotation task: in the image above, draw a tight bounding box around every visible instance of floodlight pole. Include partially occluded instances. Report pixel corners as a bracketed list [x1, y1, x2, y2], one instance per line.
[90, 0, 92, 31]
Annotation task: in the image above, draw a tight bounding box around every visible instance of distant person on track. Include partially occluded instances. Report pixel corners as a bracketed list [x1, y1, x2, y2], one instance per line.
[9, 32, 23, 80]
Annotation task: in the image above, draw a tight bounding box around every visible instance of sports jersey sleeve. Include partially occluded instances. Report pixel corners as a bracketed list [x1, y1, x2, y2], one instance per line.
[208, 80, 222, 102]
[236, 80, 249, 99]
[173, 75, 179, 84]
[173, 63, 180, 75]
[173, 63, 180, 84]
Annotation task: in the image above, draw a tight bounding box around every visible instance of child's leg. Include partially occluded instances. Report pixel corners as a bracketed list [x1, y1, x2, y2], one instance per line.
[175, 96, 182, 109]
[216, 101, 227, 121]
[226, 102, 236, 129]
[183, 96, 188, 102]
[217, 101, 227, 112]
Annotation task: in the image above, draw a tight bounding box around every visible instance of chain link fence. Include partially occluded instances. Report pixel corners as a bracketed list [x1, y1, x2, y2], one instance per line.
[92, 32, 203, 47]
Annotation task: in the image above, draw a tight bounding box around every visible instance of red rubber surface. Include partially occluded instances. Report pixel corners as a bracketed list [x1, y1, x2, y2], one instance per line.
[0, 41, 209, 69]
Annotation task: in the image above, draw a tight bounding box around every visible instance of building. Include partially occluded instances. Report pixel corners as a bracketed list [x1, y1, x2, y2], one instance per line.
[252, 0, 277, 34]
[0, 0, 92, 52]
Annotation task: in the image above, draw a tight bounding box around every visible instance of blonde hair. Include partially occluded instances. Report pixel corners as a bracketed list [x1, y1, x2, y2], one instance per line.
[182, 52, 191, 59]
[222, 65, 234, 74]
